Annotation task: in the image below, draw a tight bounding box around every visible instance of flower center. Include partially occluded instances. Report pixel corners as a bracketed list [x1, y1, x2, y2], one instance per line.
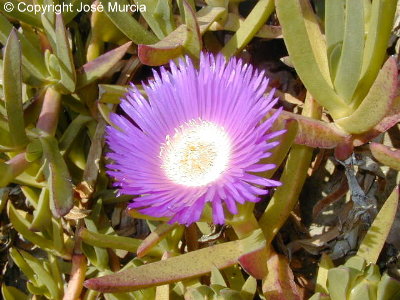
[160, 119, 231, 187]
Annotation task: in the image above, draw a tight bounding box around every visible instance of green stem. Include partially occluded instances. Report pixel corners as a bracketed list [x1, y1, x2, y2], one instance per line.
[259, 95, 321, 244]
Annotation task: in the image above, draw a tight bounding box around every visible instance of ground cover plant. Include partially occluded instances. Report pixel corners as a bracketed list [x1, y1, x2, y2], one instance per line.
[1, 0, 400, 299]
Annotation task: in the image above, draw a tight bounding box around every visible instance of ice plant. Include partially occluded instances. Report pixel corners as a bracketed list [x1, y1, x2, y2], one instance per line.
[105, 53, 284, 225]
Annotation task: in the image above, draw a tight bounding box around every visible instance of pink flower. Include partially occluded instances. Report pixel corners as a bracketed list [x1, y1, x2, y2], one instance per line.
[106, 53, 284, 225]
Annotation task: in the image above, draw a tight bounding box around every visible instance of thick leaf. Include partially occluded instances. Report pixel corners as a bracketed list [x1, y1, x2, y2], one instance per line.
[183, 0, 202, 58]
[84, 229, 266, 293]
[370, 143, 400, 171]
[140, 0, 175, 39]
[262, 251, 303, 299]
[89, 7, 129, 45]
[59, 115, 93, 154]
[76, 42, 132, 88]
[0, 162, 15, 188]
[240, 276, 257, 300]
[275, 110, 349, 149]
[3, 29, 28, 148]
[138, 6, 226, 66]
[1, 284, 28, 300]
[137, 223, 177, 258]
[352, 0, 397, 107]
[39, 135, 73, 217]
[299, 0, 332, 88]
[328, 267, 362, 300]
[315, 253, 334, 294]
[98, 84, 128, 104]
[26, 139, 43, 162]
[357, 186, 399, 264]
[55, 14, 76, 93]
[9, 248, 38, 286]
[352, 96, 400, 146]
[29, 187, 51, 232]
[0, 0, 42, 27]
[7, 203, 53, 252]
[275, 0, 350, 119]
[325, 0, 345, 80]
[221, 0, 274, 57]
[82, 201, 110, 271]
[0, 153, 30, 188]
[334, 0, 365, 103]
[209, 13, 282, 39]
[18, 249, 61, 299]
[79, 228, 163, 257]
[0, 14, 48, 82]
[41, 14, 56, 53]
[100, 0, 158, 44]
[336, 57, 397, 134]
[377, 273, 400, 300]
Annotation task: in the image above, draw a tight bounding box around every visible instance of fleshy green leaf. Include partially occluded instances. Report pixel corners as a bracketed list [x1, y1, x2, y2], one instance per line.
[100, 0, 158, 45]
[18, 249, 62, 299]
[136, 223, 177, 258]
[333, 0, 365, 103]
[325, 0, 345, 80]
[3, 29, 28, 148]
[7, 203, 53, 252]
[55, 14, 76, 93]
[0, 162, 15, 188]
[1, 284, 28, 300]
[25, 139, 43, 162]
[138, 6, 226, 66]
[84, 229, 266, 293]
[0, 0, 42, 27]
[98, 84, 128, 104]
[140, 0, 175, 39]
[183, 0, 202, 59]
[211, 267, 227, 287]
[276, 110, 350, 149]
[76, 42, 132, 89]
[377, 273, 400, 300]
[29, 187, 51, 232]
[59, 115, 92, 154]
[328, 267, 362, 300]
[370, 143, 400, 171]
[39, 135, 73, 217]
[275, 0, 350, 119]
[240, 276, 257, 300]
[0, 14, 48, 82]
[336, 57, 397, 134]
[221, 0, 274, 57]
[357, 186, 399, 264]
[79, 228, 163, 257]
[315, 253, 334, 294]
[352, 0, 397, 107]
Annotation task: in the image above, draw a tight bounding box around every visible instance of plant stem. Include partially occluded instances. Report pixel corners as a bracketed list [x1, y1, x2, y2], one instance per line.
[36, 87, 61, 136]
[259, 95, 321, 244]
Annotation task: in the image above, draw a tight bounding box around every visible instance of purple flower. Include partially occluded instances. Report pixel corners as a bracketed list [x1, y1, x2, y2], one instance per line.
[105, 53, 284, 226]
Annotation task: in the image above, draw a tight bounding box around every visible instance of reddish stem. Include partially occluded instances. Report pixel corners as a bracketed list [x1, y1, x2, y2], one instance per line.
[36, 87, 61, 136]
[6, 152, 29, 177]
[63, 254, 87, 300]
